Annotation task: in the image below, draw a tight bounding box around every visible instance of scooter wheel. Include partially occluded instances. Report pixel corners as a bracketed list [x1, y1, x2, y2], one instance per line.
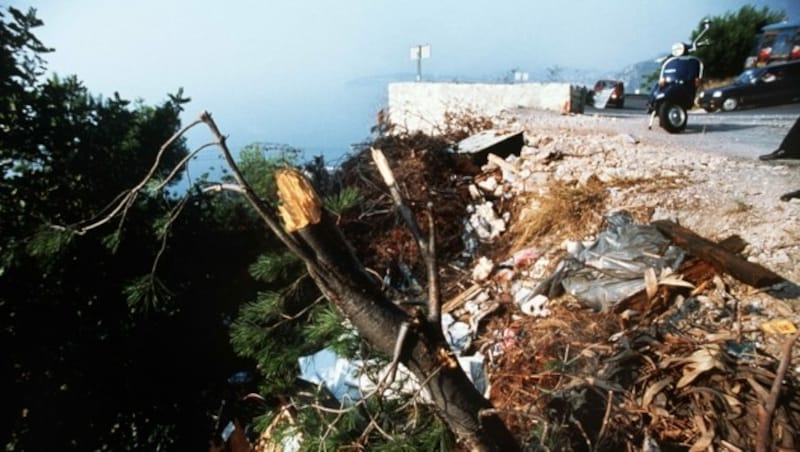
[658, 102, 687, 133]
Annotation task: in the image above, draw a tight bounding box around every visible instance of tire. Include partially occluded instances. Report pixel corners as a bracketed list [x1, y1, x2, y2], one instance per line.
[658, 102, 687, 133]
[721, 97, 738, 111]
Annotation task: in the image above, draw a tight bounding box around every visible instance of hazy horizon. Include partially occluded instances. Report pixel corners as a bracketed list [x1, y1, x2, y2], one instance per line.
[8, 0, 800, 165]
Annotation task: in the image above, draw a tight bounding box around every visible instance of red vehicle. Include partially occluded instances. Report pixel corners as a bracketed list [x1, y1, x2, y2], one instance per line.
[593, 80, 625, 108]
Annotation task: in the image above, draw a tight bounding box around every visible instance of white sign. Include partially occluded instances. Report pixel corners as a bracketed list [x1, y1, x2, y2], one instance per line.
[410, 44, 431, 60]
[514, 71, 529, 82]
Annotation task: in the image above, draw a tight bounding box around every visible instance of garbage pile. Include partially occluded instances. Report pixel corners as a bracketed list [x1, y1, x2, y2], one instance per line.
[320, 119, 800, 450]
[442, 125, 800, 451]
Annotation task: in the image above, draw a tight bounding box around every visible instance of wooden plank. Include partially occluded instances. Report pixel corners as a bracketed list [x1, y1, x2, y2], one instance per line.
[652, 220, 785, 288]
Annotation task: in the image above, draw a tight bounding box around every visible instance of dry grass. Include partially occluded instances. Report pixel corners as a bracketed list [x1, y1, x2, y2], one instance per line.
[507, 174, 687, 255]
[608, 174, 685, 193]
[508, 176, 609, 253]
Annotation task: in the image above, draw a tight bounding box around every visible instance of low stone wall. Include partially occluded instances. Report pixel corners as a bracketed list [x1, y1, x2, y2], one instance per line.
[387, 82, 580, 134]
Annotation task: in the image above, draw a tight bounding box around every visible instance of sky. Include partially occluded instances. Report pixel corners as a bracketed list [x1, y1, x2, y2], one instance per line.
[7, 0, 800, 167]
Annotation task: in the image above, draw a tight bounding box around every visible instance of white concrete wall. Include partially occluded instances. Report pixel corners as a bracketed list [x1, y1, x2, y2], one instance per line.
[387, 82, 575, 134]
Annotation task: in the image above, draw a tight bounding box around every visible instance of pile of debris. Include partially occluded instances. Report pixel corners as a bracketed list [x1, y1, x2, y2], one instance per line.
[328, 110, 800, 450]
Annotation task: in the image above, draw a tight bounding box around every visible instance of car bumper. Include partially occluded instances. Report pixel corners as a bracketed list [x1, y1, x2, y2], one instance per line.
[697, 97, 718, 111]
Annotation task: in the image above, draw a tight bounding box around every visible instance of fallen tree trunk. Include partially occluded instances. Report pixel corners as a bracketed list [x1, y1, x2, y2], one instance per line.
[275, 169, 520, 451]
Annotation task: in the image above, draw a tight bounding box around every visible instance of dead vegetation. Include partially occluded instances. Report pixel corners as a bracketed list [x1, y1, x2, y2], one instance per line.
[483, 275, 800, 451]
[338, 133, 474, 266]
[508, 176, 609, 253]
[332, 110, 800, 451]
[337, 113, 494, 300]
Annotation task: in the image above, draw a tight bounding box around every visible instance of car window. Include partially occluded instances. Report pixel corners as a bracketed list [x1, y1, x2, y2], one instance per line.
[773, 31, 795, 56]
[735, 68, 763, 84]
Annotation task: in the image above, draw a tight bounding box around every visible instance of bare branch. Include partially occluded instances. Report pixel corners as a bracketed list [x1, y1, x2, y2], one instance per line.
[756, 330, 800, 452]
[155, 141, 219, 192]
[202, 183, 246, 195]
[73, 117, 205, 235]
[199, 111, 316, 265]
[150, 194, 191, 277]
[424, 206, 441, 324]
[370, 147, 441, 324]
[370, 147, 426, 250]
[373, 321, 411, 396]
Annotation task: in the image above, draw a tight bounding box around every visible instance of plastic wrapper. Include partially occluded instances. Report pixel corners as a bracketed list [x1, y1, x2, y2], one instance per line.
[560, 211, 685, 310]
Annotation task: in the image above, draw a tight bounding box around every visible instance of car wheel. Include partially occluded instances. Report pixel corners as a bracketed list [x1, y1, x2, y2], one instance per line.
[658, 102, 687, 133]
[721, 98, 738, 111]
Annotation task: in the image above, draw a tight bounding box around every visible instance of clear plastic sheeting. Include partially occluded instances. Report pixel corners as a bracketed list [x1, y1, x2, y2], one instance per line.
[560, 211, 686, 311]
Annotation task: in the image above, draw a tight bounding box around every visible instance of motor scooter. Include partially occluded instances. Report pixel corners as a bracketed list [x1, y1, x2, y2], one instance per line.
[647, 20, 711, 133]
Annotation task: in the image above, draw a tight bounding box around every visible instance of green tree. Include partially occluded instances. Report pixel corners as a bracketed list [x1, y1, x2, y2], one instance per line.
[1, 7, 518, 450]
[693, 5, 786, 79]
[0, 7, 270, 450]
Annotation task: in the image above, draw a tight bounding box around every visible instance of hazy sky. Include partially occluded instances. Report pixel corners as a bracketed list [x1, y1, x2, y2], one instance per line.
[8, 0, 800, 164]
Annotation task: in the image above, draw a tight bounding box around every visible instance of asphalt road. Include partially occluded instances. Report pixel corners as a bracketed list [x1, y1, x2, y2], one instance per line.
[583, 96, 800, 160]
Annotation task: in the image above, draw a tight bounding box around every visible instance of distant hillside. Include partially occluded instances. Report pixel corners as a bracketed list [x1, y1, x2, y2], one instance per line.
[613, 59, 661, 93]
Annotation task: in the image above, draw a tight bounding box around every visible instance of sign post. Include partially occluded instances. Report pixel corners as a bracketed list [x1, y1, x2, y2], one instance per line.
[410, 44, 431, 82]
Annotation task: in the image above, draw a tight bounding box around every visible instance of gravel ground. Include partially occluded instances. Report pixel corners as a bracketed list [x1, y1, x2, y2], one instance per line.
[484, 107, 800, 337]
[507, 107, 800, 281]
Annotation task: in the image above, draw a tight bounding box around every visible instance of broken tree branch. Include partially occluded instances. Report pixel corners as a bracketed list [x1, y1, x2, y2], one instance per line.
[370, 147, 442, 324]
[155, 141, 218, 192]
[273, 165, 519, 451]
[199, 111, 316, 265]
[425, 207, 441, 324]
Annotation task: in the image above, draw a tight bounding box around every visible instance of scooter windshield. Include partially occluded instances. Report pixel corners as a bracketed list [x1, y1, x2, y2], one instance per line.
[661, 57, 701, 83]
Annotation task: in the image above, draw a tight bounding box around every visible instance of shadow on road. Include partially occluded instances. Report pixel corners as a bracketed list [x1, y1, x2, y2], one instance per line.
[683, 122, 761, 134]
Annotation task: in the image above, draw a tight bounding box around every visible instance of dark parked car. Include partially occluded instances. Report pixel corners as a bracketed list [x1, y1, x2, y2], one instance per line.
[697, 60, 800, 112]
[593, 80, 624, 108]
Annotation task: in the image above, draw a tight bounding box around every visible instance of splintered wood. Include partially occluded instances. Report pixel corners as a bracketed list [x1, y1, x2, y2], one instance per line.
[653, 220, 785, 288]
[276, 169, 322, 232]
